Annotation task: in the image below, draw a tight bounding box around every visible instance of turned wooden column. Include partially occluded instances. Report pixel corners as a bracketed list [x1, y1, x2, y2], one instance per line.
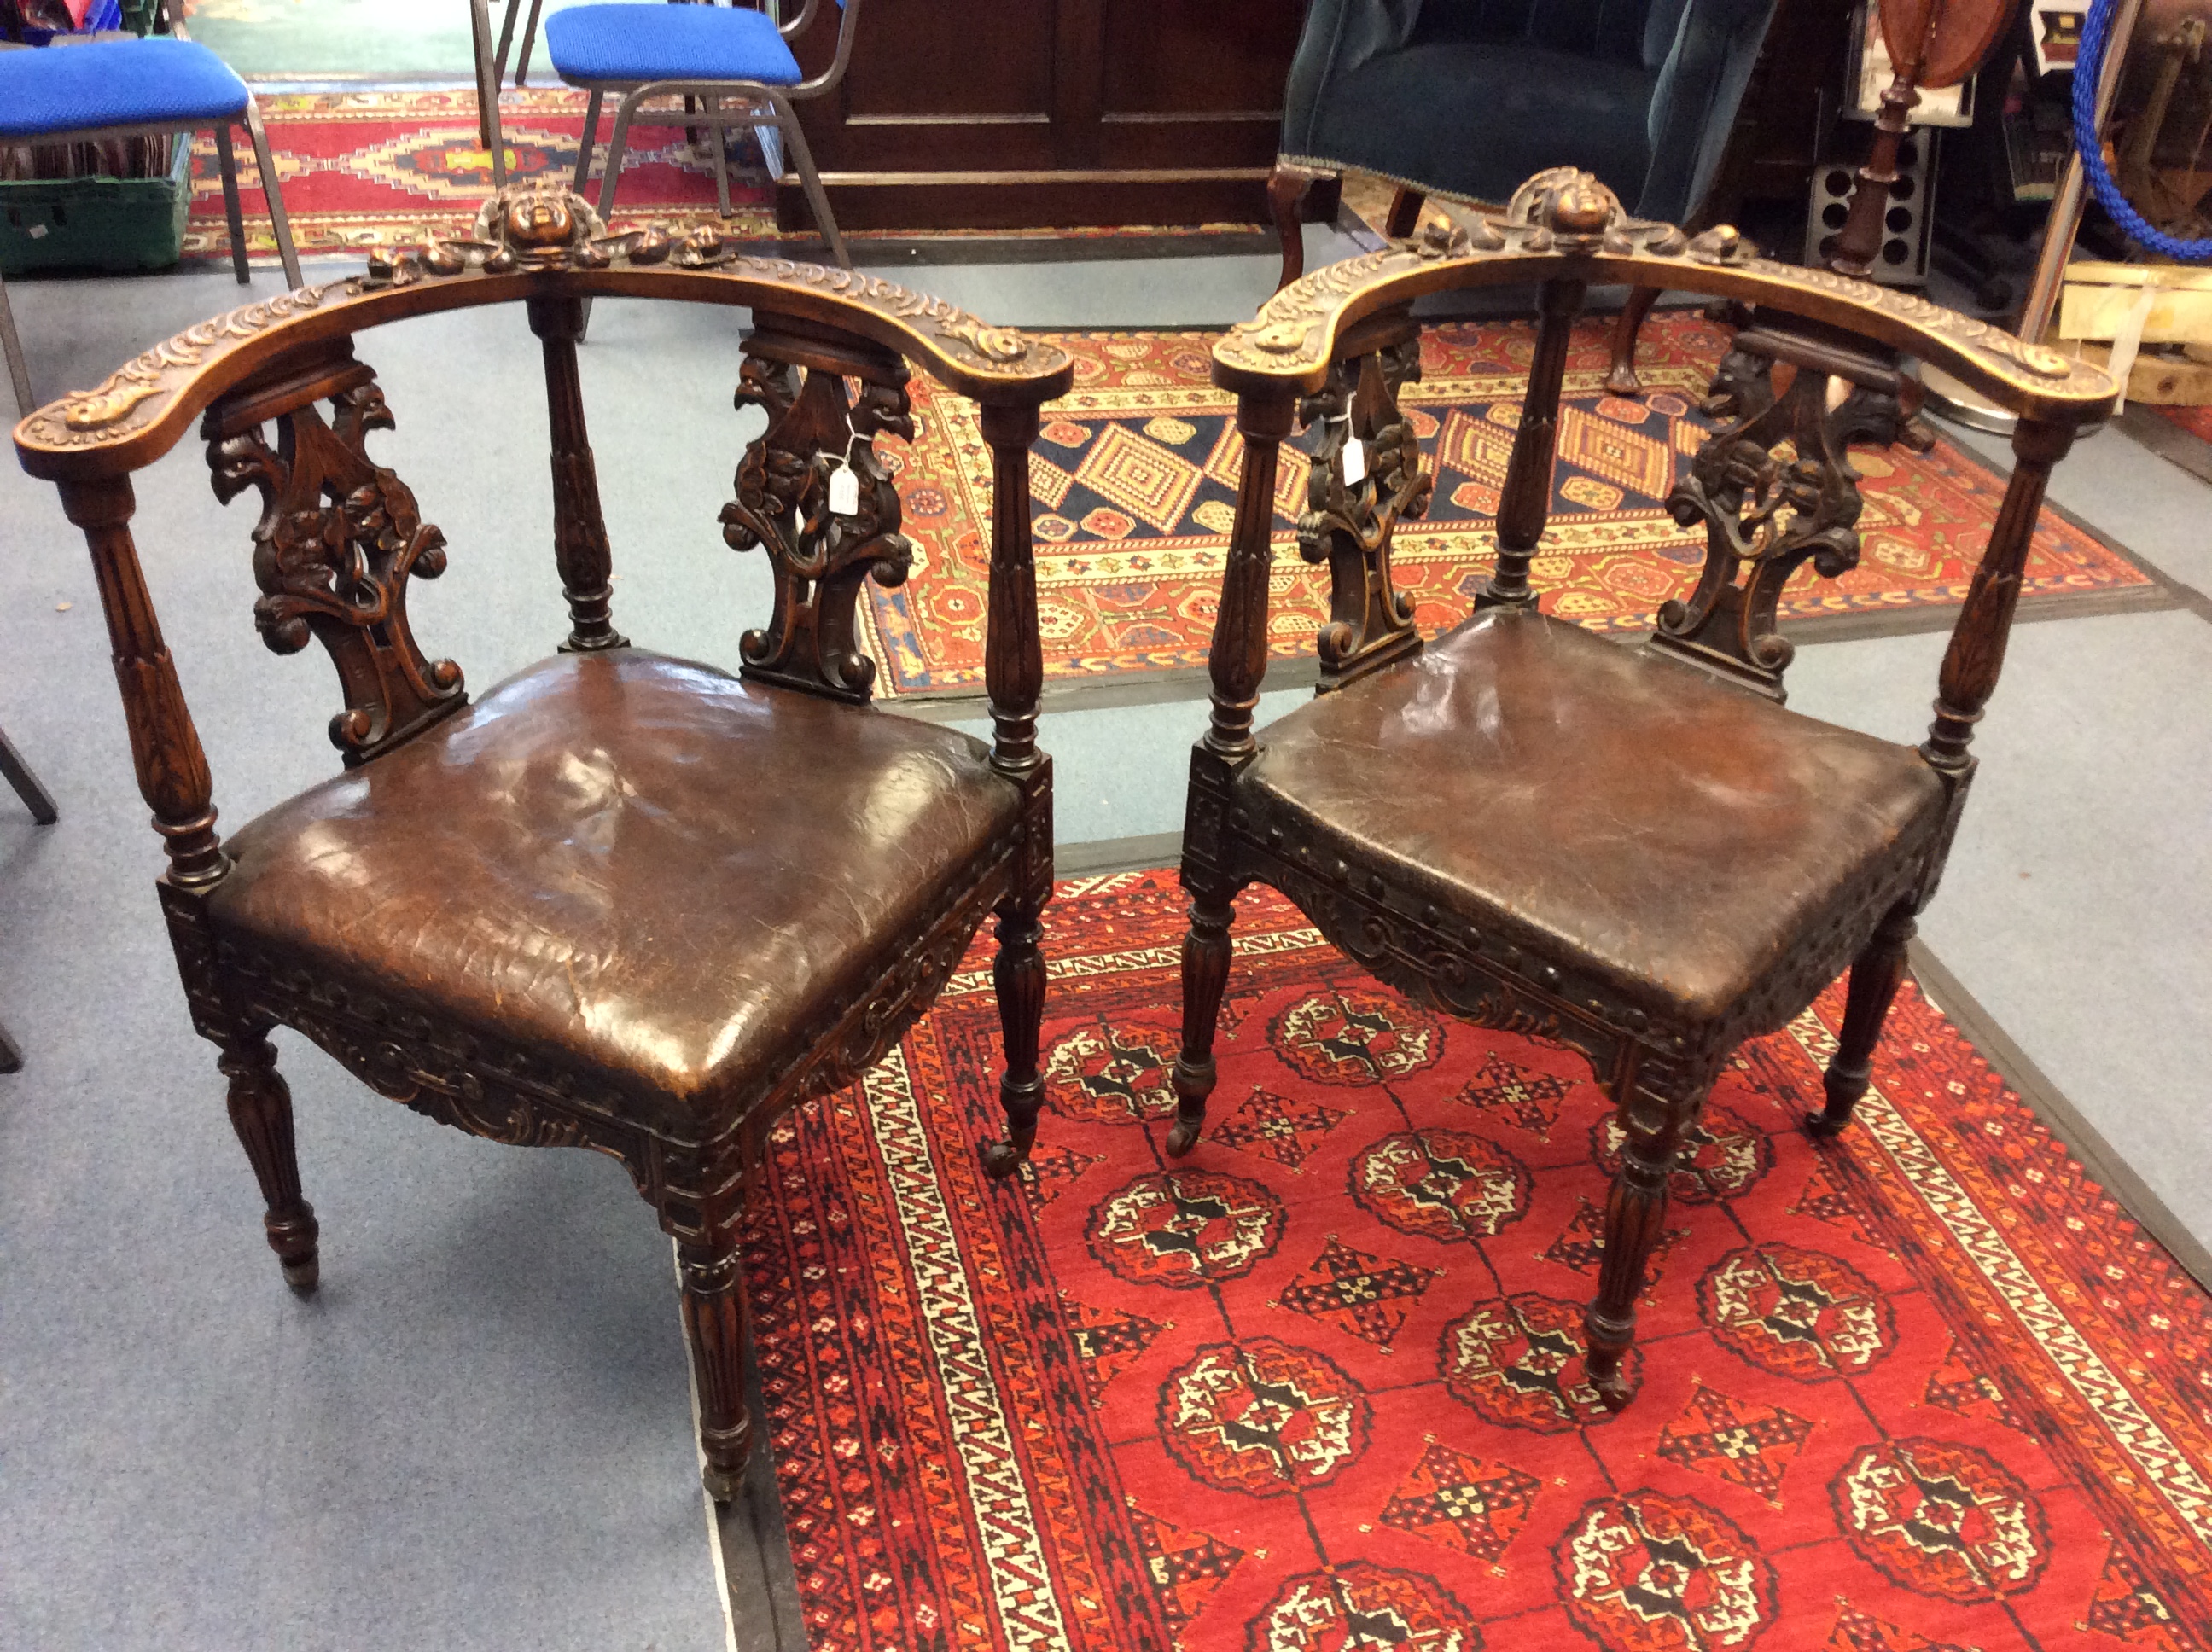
[1479, 278, 1586, 612]
[1205, 387, 1297, 759]
[981, 399, 1045, 777]
[1922, 417, 2073, 772]
[527, 294, 626, 653]
[60, 477, 228, 886]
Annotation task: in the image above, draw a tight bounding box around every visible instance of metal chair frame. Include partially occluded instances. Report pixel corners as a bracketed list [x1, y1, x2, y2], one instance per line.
[0, 719, 59, 1074]
[469, 0, 860, 269]
[0, 99, 303, 414]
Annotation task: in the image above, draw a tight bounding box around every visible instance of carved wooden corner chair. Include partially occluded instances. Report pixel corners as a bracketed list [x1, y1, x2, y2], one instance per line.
[9, 181, 1070, 1500]
[1170, 169, 2110, 1410]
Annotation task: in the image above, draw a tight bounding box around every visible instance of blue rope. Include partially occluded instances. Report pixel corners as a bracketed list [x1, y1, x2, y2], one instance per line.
[2074, 0, 2212, 260]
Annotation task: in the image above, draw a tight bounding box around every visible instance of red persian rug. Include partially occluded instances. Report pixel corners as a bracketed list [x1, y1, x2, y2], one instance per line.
[743, 870, 2212, 1652]
[866, 315, 2152, 695]
[183, 88, 772, 263]
[179, 89, 1262, 263]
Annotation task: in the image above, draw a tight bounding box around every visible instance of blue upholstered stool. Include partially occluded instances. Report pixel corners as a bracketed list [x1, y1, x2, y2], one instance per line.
[468, 0, 859, 268]
[0, 38, 304, 415]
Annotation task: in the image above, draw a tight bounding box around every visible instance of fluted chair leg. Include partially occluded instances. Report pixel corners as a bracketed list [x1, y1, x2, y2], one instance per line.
[218, 1031, 321, 1294]
[1585, 1058, 1711, 1410]
[1808, 902, 1918, 1138]
[678, 1236, 755, 1502]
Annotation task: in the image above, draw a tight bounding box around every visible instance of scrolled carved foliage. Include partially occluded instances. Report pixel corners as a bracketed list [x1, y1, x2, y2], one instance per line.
[1296, 335, 1432, 685]
[1654, 343, 1912, 698]
[719, 340, 916, 701]
[207, 381, 466, 763]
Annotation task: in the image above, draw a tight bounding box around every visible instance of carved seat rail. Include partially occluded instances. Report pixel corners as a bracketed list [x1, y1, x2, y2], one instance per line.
[10, 179, 1072, 1502]
[1172, 166, 2112, 1415]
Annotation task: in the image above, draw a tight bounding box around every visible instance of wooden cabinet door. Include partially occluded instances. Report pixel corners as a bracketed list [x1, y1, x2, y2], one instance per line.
[780, 0, 1307, 230]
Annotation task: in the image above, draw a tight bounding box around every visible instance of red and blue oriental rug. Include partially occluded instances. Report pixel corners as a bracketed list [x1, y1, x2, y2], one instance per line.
[743, 870, 2212, 1651]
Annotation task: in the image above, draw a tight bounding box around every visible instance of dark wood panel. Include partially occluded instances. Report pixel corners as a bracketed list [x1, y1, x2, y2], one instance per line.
[786, 0, 1307, 229]
[830, 0, 1056, 118]
[1096, 111, 1283, 171]
[1100, 0, 1305, 114]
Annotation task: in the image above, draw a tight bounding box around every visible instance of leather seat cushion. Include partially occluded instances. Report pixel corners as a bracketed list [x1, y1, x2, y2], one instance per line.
[207, 650, 1022, 1132]
[1303, 41, 1656, 209]
[1242, 611, 1947, 1026]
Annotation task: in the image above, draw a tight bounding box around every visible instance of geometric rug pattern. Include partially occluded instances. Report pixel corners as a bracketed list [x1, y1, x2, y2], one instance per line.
[743, 870, 2212, 1650]
[868, 314, 2154, 695]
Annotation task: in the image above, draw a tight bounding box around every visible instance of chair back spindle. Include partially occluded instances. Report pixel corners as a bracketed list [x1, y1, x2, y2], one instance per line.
[527, 294, 626, 653]
[1480, 274, 1587, 614]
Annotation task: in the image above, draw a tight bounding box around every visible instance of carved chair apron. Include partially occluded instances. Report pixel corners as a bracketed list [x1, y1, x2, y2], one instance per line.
[1170, 167, 2112, 1410]
[10, 179, 1072, 1501]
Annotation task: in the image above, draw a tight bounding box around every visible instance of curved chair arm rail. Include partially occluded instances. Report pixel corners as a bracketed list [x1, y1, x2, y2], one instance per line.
[12, 181, 1072, 483]
[1214, 168, 2114, 423]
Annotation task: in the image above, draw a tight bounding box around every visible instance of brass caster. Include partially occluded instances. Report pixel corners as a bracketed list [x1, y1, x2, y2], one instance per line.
[282, 1256, 320, 1295]
[701, 1459, 745, 1504]
[981, 1136, 1032, 1180]
[1164, 1116, 1203, 1159]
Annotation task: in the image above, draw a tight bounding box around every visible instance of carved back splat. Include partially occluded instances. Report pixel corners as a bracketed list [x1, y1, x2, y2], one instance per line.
[1653, 321, 1930, 701]
[205, 352, 466, 764]
[719, 317, 914, 701]
[1297, 325, 1431, 689]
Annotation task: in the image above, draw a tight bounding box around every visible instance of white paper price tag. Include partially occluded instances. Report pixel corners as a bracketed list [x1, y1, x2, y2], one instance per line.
[827, 462, 860, 515]
[1341, 437, 1367, 486]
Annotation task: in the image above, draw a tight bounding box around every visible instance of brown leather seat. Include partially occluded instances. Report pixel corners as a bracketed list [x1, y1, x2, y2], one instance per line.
[208, 649, 1022, 1133]
[1242, 608, 1947, 1026]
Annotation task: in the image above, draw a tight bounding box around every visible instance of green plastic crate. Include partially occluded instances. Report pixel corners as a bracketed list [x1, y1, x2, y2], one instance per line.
[0, 136, 195, 277]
